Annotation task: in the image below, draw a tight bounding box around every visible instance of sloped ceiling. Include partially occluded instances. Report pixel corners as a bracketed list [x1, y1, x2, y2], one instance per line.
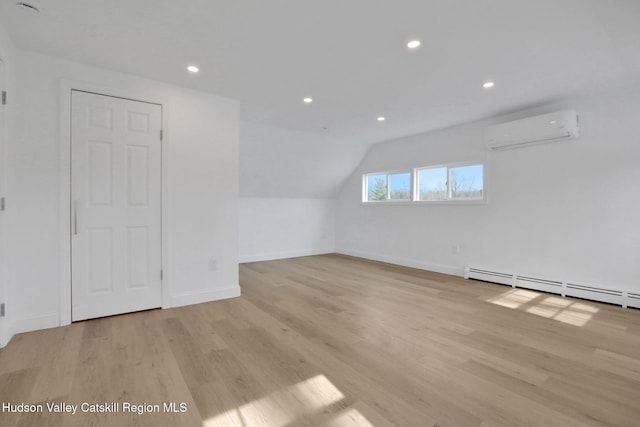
[2, 0, 640, 197]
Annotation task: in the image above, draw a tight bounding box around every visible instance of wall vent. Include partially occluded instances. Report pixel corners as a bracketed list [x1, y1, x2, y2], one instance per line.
[565, 283, 624, 306]
[628, 293, 640, 309]
[465, 267, 514, 286]
[466, 265, 635, 309]
[565, 283, 622, 296]
[515, 275, 563, 294]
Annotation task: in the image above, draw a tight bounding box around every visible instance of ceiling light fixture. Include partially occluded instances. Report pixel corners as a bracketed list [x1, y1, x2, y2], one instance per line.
[377, 116, 386, 122]
[483, 81, 495, 89]
[407, 40, 421, 49]
[303, 97, 313, 103]
[187, 65, 199, 73]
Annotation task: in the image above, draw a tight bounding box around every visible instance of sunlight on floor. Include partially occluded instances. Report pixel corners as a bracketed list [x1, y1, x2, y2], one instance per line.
[204, 374, 367, 427]
[488, 290, 599, 327]
[327, 408, 375, 427]
[487, 289, 540, 309]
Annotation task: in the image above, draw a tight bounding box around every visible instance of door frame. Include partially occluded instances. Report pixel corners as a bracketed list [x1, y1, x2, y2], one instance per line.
[0, 58, 6, 346]
[59, 80, 170, 326]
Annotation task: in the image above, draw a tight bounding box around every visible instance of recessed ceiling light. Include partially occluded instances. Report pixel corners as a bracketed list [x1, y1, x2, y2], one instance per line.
[407, 40, 421, 49]
[377, 116, 386, 122]
[303, 97, 313, 103]
[187, 65, 199, 73]
[483, 81, 495, 89]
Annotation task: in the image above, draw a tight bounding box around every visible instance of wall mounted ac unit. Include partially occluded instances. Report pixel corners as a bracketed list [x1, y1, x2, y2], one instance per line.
[484, 109, 579, 150]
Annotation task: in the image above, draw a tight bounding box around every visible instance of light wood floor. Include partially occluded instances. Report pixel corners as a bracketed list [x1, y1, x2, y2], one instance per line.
[1, 254, 639, 427]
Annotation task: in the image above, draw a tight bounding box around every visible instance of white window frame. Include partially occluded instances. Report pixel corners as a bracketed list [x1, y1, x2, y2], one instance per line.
[414, 161, 485, 204]
[362, 170, 413, 203]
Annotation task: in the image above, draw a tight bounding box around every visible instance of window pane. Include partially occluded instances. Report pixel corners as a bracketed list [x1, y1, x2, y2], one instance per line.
[450, 164, 483, 199]
[389, 172, 411, 200]
[366, 174, 387, 201]
[417, 167, 447, 201]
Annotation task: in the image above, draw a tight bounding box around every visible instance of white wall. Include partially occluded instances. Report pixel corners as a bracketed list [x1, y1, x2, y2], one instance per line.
[2, 48, 240, 346]
[337, 88, 640, 293]
[0, 23, 16, 347]
[240, 121, 370, 198]
[237, 120, 347, 264]
[239, 197, 335, 263]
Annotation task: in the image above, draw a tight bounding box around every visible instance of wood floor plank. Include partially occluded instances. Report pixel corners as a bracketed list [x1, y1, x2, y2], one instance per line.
[1, 254, 639, 426]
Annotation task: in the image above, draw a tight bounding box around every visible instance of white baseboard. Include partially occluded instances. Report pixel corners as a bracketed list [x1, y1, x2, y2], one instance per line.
[169, 285, 241, 308]
[10, 311, 59, 337]
[239, 248, 334, 264]
[0, 320, 10, 349]
[0, 288, 242, 347]
[336, 248, 464, 277]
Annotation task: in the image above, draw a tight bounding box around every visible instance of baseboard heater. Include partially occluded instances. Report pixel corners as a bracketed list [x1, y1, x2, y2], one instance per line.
[465, 266, 638, 309]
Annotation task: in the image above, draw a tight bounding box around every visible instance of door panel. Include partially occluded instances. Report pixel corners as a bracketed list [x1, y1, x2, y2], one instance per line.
[87, 140, 113, 206]
[87, 227, 113, 293]
[71, 91, 162, 321]
[127, 226, 150, 288]
[126, 145, 149, 206]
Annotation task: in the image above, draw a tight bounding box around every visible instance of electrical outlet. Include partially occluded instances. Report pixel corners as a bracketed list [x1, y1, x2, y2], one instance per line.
[209, 259, 217, 271]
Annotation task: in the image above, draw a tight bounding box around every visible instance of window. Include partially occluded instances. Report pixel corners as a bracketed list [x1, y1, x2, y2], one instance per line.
[363, 162, 484, 204]
[366, 173, 387, 201]
[449, 164, 483, 200]
[363, 171, 411, 202]
[416, 163, 484, 202]
[389, 172, 411, 200]
[416, 167, 447, 201]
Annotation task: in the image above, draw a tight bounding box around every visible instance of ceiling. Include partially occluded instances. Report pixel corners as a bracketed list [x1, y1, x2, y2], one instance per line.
[2, 0, 640, 197]
[3, 0, 640, 144]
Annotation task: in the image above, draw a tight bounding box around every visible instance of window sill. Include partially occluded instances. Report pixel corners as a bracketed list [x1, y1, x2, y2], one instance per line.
[362, 199, 487, 206]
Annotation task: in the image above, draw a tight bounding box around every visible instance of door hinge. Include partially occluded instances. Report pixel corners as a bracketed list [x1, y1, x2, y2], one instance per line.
[0, 197, 5, 211]
[0, 303, 5, 317]
[160, 130, 163, 141]
[160, 270, 163, 280]
[1, 91, 6, 105]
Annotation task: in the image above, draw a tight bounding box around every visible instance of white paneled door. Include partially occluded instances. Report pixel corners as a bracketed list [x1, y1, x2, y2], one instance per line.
[71, 91, 162, 321]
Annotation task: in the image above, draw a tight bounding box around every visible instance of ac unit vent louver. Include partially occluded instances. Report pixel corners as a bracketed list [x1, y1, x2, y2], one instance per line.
[484, 110, 579, 150]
